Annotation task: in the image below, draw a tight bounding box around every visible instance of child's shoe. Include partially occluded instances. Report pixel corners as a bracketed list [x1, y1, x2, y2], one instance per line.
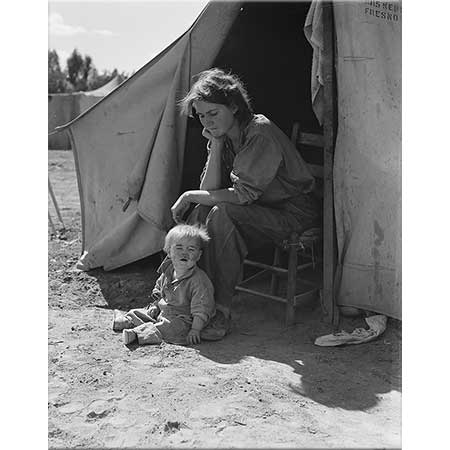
[112, 310, 133, 331]
[123, 329, 137, 345]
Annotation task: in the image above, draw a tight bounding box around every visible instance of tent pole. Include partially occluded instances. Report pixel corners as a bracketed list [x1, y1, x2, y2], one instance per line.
[48, 211, 56, 236]
[48, 177, 65, 229]
[322, 1, 339, 326]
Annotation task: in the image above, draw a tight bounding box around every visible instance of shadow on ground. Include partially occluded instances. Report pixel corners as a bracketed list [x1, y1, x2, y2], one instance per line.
[88, 253, 162, 310]
[197, 296, 401, 412]
[85, 252, 400, 413]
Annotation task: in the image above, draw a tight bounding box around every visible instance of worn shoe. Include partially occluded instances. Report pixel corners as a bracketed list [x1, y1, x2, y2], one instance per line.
[122, 329, 137, 345]
[112, 310, 133, 332]
[200, 310, 231, 341]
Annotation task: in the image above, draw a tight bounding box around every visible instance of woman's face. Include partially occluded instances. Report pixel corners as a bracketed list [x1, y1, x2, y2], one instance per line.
[193, 100, 239, 139]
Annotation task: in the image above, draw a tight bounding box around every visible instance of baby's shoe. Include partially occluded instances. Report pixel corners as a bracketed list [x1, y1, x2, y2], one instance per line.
[122, 329, 137, 345]
[112, 310, 133, 332]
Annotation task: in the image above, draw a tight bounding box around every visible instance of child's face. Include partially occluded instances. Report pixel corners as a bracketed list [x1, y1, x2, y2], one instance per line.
[168, 236, 202, 274]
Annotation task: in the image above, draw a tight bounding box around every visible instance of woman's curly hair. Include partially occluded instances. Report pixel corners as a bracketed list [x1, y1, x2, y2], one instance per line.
[179, 68, 253, 125]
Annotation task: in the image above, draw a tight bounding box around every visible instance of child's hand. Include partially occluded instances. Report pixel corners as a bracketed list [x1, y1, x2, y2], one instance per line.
[187, 328, 201, 345]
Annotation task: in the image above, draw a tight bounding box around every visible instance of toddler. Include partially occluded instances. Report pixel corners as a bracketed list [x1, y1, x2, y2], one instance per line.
[112, 224, 215, 345]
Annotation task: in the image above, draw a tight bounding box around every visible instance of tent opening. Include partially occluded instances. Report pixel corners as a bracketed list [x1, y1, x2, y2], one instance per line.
[181, 1, 320, 194]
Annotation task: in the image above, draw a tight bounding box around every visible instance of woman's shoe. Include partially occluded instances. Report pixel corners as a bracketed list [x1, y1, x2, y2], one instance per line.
[201, 310, 231, 341]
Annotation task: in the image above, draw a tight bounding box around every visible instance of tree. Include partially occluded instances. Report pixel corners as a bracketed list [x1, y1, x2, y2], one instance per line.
[48, 49, 66, 93]
[49, 48, 129, 93]
[66, 48, 94, 91]
[82, 55, 93, 86]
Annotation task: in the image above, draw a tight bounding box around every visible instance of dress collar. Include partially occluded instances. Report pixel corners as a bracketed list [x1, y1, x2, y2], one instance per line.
[224, 115, 254, 152]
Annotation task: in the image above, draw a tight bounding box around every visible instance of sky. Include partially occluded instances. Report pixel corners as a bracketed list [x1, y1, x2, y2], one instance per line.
[48, 0, 209, 74]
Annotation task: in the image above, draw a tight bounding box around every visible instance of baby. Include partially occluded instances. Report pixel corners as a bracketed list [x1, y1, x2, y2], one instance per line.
[112, 224, 215, 345]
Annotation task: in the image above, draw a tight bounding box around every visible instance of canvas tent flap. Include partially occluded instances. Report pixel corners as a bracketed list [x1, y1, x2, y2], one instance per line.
[78, 75, 123, 113]
[69, 2, 242, 270]
[304, 0, 325, 125]
[333, 1, 401, 319]
[83, 75, 122, 97]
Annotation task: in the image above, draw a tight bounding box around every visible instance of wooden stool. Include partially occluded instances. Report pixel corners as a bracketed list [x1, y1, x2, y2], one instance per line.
[235, 227, 322, 326]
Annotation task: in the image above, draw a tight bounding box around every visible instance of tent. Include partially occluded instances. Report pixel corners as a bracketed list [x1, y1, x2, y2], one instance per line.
[48, 76, 122, 149]
[54, 1, 401, 320]
[82, 75, 122, 97]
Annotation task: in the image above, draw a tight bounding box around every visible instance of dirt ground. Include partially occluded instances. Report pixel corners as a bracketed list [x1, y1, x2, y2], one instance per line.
[48, 150, 401, 449]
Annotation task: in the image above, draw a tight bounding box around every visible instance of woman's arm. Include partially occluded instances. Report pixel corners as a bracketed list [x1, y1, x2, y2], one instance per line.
[185, 188, 242, 206]
[200, 139, 223, 190]
[171, 188, 243, 223]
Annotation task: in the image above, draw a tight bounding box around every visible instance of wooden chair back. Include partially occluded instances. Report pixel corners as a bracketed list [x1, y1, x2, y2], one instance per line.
[290, 122, 324, 198]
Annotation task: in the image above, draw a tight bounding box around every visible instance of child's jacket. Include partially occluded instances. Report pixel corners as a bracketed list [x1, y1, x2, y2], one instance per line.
[151, 258, 215, 325]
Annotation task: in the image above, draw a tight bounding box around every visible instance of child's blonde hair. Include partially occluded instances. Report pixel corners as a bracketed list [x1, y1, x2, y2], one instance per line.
[163, 224, 210, 253]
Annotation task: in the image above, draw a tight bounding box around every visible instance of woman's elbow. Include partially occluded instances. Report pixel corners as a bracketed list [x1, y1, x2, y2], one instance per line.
[232, 188, 259, 206]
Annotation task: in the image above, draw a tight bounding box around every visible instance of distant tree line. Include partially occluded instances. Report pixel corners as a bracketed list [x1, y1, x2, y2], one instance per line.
[48, 48, 130, 94]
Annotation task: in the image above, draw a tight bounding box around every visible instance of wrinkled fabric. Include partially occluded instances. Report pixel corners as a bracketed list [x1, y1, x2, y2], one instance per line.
[224, 115, 316, 205]
[116, 259, 215, 345]
[314, 315, 387, 346]
[65, 2, 243, 270]
[333, 2, 401, 319]
[304, 0, 325, 125]
[151, 258, 215, 324]
[119, 311, 191, 346]
[191, 113, 319, 314]
[132, 321, 164, 345]
[188, 199, 319, 315]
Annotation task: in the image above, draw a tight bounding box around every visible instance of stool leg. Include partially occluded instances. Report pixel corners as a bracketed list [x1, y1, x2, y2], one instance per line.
[270, 247, 281, 295]
[286, 233, 299, 327]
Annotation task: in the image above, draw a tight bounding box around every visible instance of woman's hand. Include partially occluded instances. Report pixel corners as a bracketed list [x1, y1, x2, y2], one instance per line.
[171, 193, 191, 224]
[202, 128, 225, 148]
[202, 127, 214, 141]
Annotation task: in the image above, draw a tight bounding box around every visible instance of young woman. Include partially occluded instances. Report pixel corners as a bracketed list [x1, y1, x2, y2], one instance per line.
[171, 68, 319, 338]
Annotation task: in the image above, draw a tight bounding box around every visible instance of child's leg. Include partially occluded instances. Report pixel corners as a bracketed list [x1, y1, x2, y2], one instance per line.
[113, 307, 156, 331]
[155, 316, 192, 345]
[133, 322, 164, 345]
[122, 329, 137, 344]
[125, 308, 157, 327]
[112, 309, 134, 331]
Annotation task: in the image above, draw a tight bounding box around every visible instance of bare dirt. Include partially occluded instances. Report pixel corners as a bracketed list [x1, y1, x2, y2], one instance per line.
[48, 150, 401, 448]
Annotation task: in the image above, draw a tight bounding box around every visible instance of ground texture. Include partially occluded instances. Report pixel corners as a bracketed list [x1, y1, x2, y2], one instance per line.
[48, 150, 401, 448]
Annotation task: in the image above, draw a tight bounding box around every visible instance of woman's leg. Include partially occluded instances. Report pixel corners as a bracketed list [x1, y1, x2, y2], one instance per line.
[188, 204, 246, 317]
[188, 202, 316, 317]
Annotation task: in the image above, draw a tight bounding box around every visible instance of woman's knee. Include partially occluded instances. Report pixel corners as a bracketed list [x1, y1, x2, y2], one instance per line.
[208, 203, 247, 222]
[187, 204, 212, 225]
[190, 203, 249, 235]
